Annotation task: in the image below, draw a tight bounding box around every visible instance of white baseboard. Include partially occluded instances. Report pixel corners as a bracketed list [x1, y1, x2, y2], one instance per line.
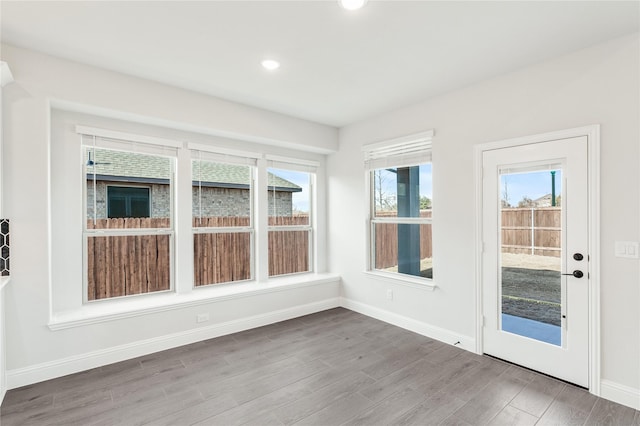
[340, 297, 476, 352]
[600, 379, 640, 410]
[6, 297, 341, 390]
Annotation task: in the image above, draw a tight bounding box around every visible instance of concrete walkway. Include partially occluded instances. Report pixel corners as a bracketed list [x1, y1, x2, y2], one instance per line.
[502, 313, 561, 345]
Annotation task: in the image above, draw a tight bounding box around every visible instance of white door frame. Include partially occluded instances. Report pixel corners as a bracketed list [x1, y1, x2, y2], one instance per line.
[474, 125, 600, 395]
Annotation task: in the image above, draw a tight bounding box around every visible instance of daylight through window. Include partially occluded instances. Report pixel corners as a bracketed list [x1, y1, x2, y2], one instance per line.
[192, 150, 256, 286]
[365, 131, 433, 281]
[79, 127, 320, 304]
[267, 159, 316, 277]
[83, 137, 177, 301]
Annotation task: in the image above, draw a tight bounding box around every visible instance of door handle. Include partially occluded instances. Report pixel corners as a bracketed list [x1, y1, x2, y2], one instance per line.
[562, 270, 584, 278]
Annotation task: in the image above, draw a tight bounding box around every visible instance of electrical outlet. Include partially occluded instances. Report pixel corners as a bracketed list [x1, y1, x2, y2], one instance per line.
[386, 289, 393, 300]
[196, 313, 209, 323]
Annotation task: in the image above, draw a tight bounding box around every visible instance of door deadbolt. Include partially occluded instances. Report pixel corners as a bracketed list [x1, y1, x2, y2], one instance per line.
[573, 253, 584, 261]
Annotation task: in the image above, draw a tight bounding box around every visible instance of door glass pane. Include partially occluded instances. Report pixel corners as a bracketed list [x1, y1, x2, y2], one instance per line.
[499, 167, 562, 346]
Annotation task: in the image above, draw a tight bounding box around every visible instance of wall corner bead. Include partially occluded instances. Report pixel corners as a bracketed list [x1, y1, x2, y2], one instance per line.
[0, 62, 14, 87]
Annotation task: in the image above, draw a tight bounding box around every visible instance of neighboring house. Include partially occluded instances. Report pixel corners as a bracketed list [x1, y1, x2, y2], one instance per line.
[85, 149, 301, 219]
[533, 193, 561, 208]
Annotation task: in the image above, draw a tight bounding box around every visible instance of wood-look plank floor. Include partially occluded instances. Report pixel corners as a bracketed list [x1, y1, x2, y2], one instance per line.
[2, 308, 639, 425]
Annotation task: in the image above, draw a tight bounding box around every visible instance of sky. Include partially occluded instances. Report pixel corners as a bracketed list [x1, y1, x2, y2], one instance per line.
[376, 164, 433, 198]
[271, 165, 560, 214]
[501, 169, 562, 206]
[269, 168, 311, 213]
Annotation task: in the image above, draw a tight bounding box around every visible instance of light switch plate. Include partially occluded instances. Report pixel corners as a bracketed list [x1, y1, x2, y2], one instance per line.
[614, 241, 639, 259]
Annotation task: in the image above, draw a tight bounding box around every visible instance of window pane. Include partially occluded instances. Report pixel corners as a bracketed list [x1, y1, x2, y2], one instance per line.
[192, 160, 252, 227]
[373, 223, 432, 279]
[107, 186, 150, 218]
[269, 230, 310, 276]
[87, 234, 171, 300]
[373, 164, 432, 218]
[267, 168, 310, 226]
[194, 232, 251, 286]
[500, 168, 562, 346]
[86, 148, 171, 229]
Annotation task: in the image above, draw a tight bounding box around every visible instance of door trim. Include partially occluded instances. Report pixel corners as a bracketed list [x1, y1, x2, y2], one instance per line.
[474, 125, 600, 395]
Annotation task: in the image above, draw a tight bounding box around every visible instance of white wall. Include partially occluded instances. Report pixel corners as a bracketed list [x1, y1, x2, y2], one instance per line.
[328, 33, 640, 404]
[2, 32, 639, 408]
[0, 44, 340, 387]
[0, 61, 14, 404]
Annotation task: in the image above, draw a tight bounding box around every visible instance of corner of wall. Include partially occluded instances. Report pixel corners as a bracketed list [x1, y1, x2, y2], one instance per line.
[339, 297, 476, 353]
[600, 379, 640, 411]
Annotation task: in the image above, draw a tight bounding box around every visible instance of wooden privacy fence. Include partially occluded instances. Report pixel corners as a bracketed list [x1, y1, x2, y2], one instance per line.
[501, 207, 561, 257]
[87, 216, 310, 300]
[373, 207, 561, 269]
[87, 218, 171, 301]
[374, 211, 432, 270]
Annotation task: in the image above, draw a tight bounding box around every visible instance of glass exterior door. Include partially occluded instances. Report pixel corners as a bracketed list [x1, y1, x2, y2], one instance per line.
[482, 136, 589, 387]
[499, 168, 562, 346]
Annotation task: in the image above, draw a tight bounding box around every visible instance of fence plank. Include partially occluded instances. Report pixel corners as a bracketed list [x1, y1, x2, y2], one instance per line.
[501, 208, 561, 257]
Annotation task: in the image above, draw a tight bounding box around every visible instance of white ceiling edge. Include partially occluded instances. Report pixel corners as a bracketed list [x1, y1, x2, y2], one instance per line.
[50, 98, 337, 156]
[2, 1, 637, 128]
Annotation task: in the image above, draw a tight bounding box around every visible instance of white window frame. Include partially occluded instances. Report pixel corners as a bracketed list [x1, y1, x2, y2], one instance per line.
[363, 130, 435, 288]
[49, 114, 334, 328]
[190, 145, 258, 287]
[75, 125, 324, 306]
[80, 127, 179, 303]
[266, 156, 318, 278]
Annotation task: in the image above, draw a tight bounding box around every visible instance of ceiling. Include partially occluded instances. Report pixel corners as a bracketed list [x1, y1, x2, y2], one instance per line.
[1, 1, 638, 127]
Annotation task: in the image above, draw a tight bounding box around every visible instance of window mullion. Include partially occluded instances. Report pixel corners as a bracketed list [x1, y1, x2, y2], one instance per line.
[175, 144, 193, 294]
[256, 158, 270, 281]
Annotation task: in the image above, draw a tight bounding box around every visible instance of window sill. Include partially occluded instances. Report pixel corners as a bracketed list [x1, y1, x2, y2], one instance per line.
[0, 276, 10, 291]
[363, 270, 437, 291]
[48, 273, 341, 331]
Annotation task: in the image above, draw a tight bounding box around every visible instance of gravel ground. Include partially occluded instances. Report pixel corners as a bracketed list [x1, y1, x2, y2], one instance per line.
[501, 266, 561, 326]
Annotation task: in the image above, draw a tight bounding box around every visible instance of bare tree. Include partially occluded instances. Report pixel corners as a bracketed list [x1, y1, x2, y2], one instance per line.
[501, 178, 511, 207]
[517, 196, 535, 208]
[374, 170, 396, 211]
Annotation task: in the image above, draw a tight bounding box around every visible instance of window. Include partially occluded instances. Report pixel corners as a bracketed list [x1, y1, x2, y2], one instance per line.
[107, 186, 150, 218]
[75, 124, 321, 307]
[364, 131, 433, 281]
[83, 134, 177, 301]
[267, 158, 316, 277]
[191, 149, 256, 286]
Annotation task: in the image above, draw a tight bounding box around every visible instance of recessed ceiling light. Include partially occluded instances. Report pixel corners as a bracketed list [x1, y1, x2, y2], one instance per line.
[261, 59, 280, 71]
[339, 0, 368, 11]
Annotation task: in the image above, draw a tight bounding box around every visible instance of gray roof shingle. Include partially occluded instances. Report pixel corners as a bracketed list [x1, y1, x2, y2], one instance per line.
[86, 149, 301, 191]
